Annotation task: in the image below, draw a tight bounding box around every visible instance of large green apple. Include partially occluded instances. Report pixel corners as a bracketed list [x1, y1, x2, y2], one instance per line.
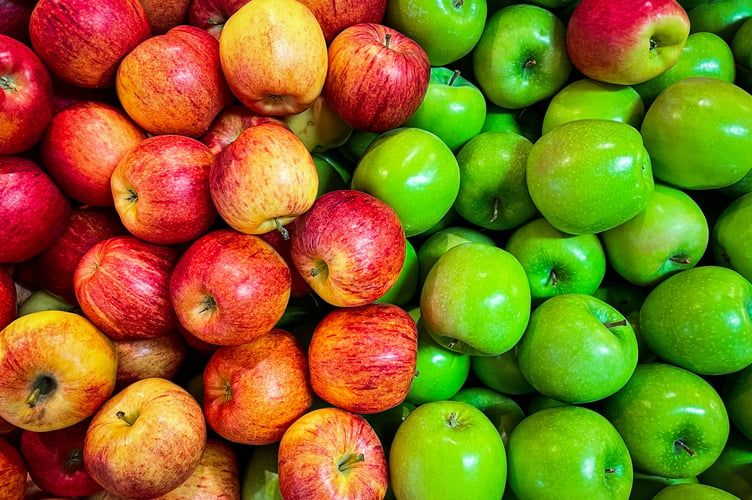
[723, 363, 752, 441]
[472, 3, 572, 109]
[687, 0, 752, 42]
[453, 131, 538, 231]
[420, 242, 531, 356]
[697, 431, 752, 499]
[601, 362, 730, 479]
[712, 191, 752, 282]
[389, 400, 507, 500]
[639, 265, 752, 375]
[640, 77, 752, 190]
[732, 17, 752, 91]
[470, 347, 535, 396]
[526, 119, 654, 235]
[652, 483, 741, 499]
[506, 405, 633, 499]
[451, 386, 525, 445]
[351, 127, 460, 237]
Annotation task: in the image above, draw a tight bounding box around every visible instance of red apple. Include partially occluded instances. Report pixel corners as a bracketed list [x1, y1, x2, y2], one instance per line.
[169, 229, 292, 346]
[203, 329, 313, 445]
[278, 407, 388, 500]
[210, 122, 319, 236]
[0, 33, 54, 156]
[111, 134, 218, 245]
[0, 266, 16, 330]
[74, 235, 180, 340]
[177, 324, 220, 357]
[0, 310, 118, 432]
[113, 329, 188, 390]
[0, 434, 26, 499]
[0, 0, 36, 43]
[290, 189, 406, 307]
[83, 377, 207, 499]
[20, 420, 103, 497]
[0, 156, 71, 264]
[199, 103, 286, 156]
[116, 24, 235, 137]
[298, 0, 387, 43]
[188, 0, 250, 40]
[138, 0, 190, 34]
[28, 0, 151, 88]
[39, 100, 147, 207]
[258, 218, 312, 298]
[323, 23, 431, 133]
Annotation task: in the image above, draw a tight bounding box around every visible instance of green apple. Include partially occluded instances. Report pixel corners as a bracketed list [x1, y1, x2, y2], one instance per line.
[389, 400, 507, 500]
[420, 242, 531, 356]
[481, 102, 543, 142]
[351, 127, 460, 237]
[732, 17, 752, 91]
[640, 77, 752, 190]
[630, 472, 699, 500]
[242, 442, 282, 500]
[451, 386, 525, 445]
[600, 183, 710, 288]
[712, 191, 752, 282]
[632, 31, 737, 106]
[453, 131, 538, 231]
[720, 168, 752, 198]
[541, 78, 645, 135]
[592, 278, 652, 362]
[470, 347, 535, 396]
[374, 239, 419, 307]
[525, 393, 570, 414]
[403, 67, 487, 152]
[473, 3, 572, 109]
[416, 225, 496, 285]
[526, 119, 655, 235]
[312, 150, 352, 197]
[639, 265, 752, 375]
[601, 362, 730, 479]
[505, 217, 607, 304]
[723, 364, 752, 441]
[651, 483, 741, 499]
[517, 293, 639, 404]
[697, 431, 752, 499]
[384, 0, 488, 66]
[18, 289, 79, 316]
[337, 128, 378, 164]
[506, 405, 633, 499]
[687, 0, 752, 42]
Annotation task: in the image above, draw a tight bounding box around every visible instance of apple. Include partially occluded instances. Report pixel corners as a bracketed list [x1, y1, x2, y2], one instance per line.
[652, 483, 741, 499]
[113, 329, 188, 389]
[0, 0, 36, 43]
[566, 0, 691, 85]
[601, 361, 730, 478]
[138, 0, 190, 34]
[451, 386, 525, 445]
[0, 156, 71, 264]
[640, 77, 752, 190]
[39, 100, 147, 207]
[283, 94, 353, 153]
[0, 33, 54, 156]
[308, 303, 418, 413]
[473, 4, 572, 109]
[74, 235, 180, 341]
[481, 102, 543, 142]
[351, 127, 461, 237]
[723, 364, 752, 441]
[258, 219, 313, 299]
[17, 289, 78, 317]
[733, 17, 752, 91]
[278, 407, 388, 500]
[83, 377, 207, 499]
[697, 431, 752, 499]
[374, 238, 419, 307]
[210, 122, 319, 236]
[0, 434, 26, 500]
[297, 0, 387, 43]
[199, 104, 287, 156]
[311, 151, 352, 196]
[389, 400, 507, 500]
[219, 0, 328, 116]
[415, 225, 496, 285]
[241, 442, 282, 500]
[188, 0, 249, 40]
[169, 229, 292, 346]
[630, 473, 700, 499]
[506, 405, 633, 499]
[712, 191, 752, 282]
[323, 23, 431, 133]
[290, 189, 406, 307]
[639, 265, 752, 375]
[687, 0, 752, 42]
[526, 119, 655, 235]
[111, 134, 218, 246]
[470, 347, 535, 396]
[0, 266, 16, 330]
[28, 0, 152, 88]
[420, 241, 531, 356]
[0, 310, 118, 432]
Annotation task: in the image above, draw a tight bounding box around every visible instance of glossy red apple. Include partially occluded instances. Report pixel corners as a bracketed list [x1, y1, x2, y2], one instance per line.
[113, 329, 188, 390]
[199, 103, 286, 156]
[298, 0, 387, 43]
[0, 0, 36, 43]
[0, 434, 26, 499]
[0, 266, 16, 330]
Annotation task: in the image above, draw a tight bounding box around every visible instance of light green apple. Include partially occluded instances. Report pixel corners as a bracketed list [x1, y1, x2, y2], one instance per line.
[453, 131, 538, 231]
[351, 127, 461, 237]
[526, 119, 655, 235]
[652, 483, 741, 499]
[505, 217, 607, 304]
[687, 0, 752, 42]
[600, 183, 710, 288]
[451, 386, 526, 445]
[640, 77, 752, 190]
[375, 239, 419, 307]
[18, 289, 79, 316]
[697, 431, 752, 499]
[506, 405, 633, 500]
[630, 472, 699, 500]
[723, 363, 752, 441]
[420, 242, 531, 356]
[241, 442, 283, 500]
[416, 225, 496, 285]
[639, 265, 752, 375]
[541, 78, 645, 135]
[712, 191, 752, 282]
[601, 362, 730, 479]
[470, 347, 535, 396]
[473, 3, 572, 109]
[732, 17, 752, 91]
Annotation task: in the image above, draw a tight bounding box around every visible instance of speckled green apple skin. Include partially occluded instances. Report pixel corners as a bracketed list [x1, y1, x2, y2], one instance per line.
[639, 265, 752, 375]
[652, 483, 741, 499]
[712, 191, 752, 283]
[697, 430, 752, 498]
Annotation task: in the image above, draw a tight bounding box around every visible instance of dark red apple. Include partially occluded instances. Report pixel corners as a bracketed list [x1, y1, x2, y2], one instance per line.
[0, 0, 37, 43]
[188, 0, 250, 40]
[0, 266, 16, 330]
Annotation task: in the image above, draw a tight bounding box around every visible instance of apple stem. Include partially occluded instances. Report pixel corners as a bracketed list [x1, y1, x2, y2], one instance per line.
[26, 375, 56, 408]
[674, 438, 696, 457]
[224, 381, 233, 403]
[548, 269, 558, 287]
[490, 197, 500, 223]
[125, 188, 138, 203]
[603, 319, 628, 329]
[604, 467, 617, 473]
[448, 69, 462, 87]
[64, 448, 84, 474]
[447, 338, 458, 349]
[446, 411, 460, 429]
[274, 218, 290, 240]
[338, 452, 365, 472]
[649, 38, 658, 51]
[669, 255, 691, 264]
[523, 59, 537, 69]
[116, 410, 137, 426]
[384, 33, 392, 49]
[310, 264, 327, 277]
[199, 295, 217, 314]
[0, 76, 15, 91]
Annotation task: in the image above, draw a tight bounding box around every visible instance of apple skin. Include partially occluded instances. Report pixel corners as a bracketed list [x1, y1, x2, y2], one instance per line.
[653, 483, 741, 499]
[28, 0, 152, 88]
[283, 94, 353, 153]
[203, 329, 313, 445]
[0, 33, 54, 156]
[470, 347, 536, 396]
[308, 303, 418, 414]
[113, 329, 188, 390]
[290, 189, 406, 308]
[219, 0, 328, 116]
[601, 362, 730, 478]
[566, 0, 691, 85]
[83, 377, 207, 499]
[74, 235, 180, 341]
[323, 23, 431, 133]
[723, 364, 752, 441]
[451, 386, 525, 445]
[0, 0, 36, 43]
[733, 17, 752, 91]
[278, 407, 388, 500]
[415, 225, 496, 285]
[697, 431, 752, 499]
[0, 266, 16, 330]
[0, 310, 118, 432]
[639, 265, 752, 375]
[199, 104, 287, 156]
[169, 229, 292, 346]
[111, 134, 218, 246]
[507, 405, 633, 499]
[389, 400, 507, 500]
[188, 0, 249, 40]
[374, 238, 419, 307]
[712, 191, 752, 282]
[258, 219, 313, 299]
[298, 0, 387, 43]
[687, 0, 752, 42]
[0, 434, 26, 500]
[138, 0, 190, 34]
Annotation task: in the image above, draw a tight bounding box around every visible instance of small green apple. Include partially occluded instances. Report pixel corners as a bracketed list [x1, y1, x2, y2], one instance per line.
[687, 0, 752, 42]
[374, 239, 419, 307]
[712, 191, 752, 282]
[723, 363, 752, 441]
[470, 347, 535, 396]
[481, 102, 543, 142]
[416, 225, 496, 285]
[241, 442, 283, 500]
[651, 483, 741, 499]
[451, 386, 526, 445]
[697, 431, 752, 499]
[18, 289, 78, 316]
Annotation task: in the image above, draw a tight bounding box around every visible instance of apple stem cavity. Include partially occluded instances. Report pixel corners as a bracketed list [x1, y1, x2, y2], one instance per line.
[384, 33, 392, 49]
[26, 375, 57, 408]
[224, 381, 232, 403]
[125, 188, 138, 203]
[650, 38, 658, 51]
[674, 438, 696, 457]
[490, 197, 500, 223]
[523, 59, 537, 69]
[0, 75, 16, 91]
[669, 255, 692, 264]
[447, 338, 458, 349]
[548, 269, 558, 287]
[603, 319, 628, 329]
[116, 410, 137, 426]
[449, 69, 462, 86]
[446, 411, 461, 429]
[274, 218, 290, 240]
[604, 467, 617, 473]
[337, 452, 365, 472]
[310, 262, 327, 278]
[64, 448, 84, 474]
[199, 295, 217, 314]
